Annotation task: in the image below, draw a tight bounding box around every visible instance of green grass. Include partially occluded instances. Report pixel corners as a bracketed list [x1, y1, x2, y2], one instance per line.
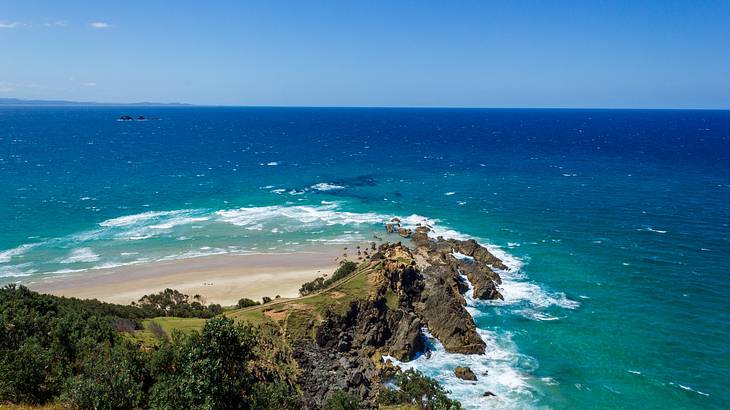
[126, 316, 206, 346]
[226, 307, 271, 326]
[223, 261, 377, 343]
[384, 288, 399, 311]
[284, 309, 318, 342]
[122, 260, 379, 347]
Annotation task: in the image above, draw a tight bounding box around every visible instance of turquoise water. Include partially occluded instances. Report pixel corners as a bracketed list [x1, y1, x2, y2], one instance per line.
[1, 107, 728, 408]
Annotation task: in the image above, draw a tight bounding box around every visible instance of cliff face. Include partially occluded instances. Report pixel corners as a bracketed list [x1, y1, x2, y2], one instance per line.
[291, 225, 507, 407]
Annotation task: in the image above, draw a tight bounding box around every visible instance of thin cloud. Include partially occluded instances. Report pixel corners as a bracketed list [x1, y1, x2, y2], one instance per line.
[89, 21, 110, 29]
[44, 20, 68, 28]
[81, 82, 97, 87]
[0, 21, 23, 29]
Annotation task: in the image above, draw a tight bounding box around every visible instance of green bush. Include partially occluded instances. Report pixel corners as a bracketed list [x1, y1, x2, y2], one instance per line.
[148, 316, 257, 409]
[0, 284, 117, 403]
[61, 342, 146, 410]
[237, 297, 260, 308]
[300, 261, 359, 296]
[135, 288, 224, 318]
[324, 389, 360, 410]
[378, 369, 461, 410]
[0, 285, 298, 409]
[251, 381, 300, 409]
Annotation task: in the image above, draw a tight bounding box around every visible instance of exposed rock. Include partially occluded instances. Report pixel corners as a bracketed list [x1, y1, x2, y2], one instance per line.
[397, 227, 412, 238]
[291, 237, 507, 406]
[451, 258, 503, 300]
[292, 339, 378, 408]
[451, 238, 508, 271]
[483, 391, 496, 397]
[416, 264, 485, 354]
[385, 223, 395, 234]
[410, 225, 505, 301]
[454, 366, 477, 381]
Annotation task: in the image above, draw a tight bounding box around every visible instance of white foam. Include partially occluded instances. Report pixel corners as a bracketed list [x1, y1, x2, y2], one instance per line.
[0, 243, 38, 263]
[492, 279, 580, 310]
[215, 204, 385, 228]
[670, 382, 710, 397]
[638, 227, 667, 234]
[384, 328, 537, 410]
[0, 265, 33, 278]
[60, 248, 100, 264]
[149, 216, 209, 229]
[452, 251, 475, 262]
[158, 248, 228, 261]
[398, 214, 470, 241]
[48, 268, 86, 275]
[310, 182, 345, 191]
[99, 210, 192, 228]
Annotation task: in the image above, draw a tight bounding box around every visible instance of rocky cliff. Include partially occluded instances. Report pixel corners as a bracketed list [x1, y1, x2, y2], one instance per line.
[288, 223, 508, 407]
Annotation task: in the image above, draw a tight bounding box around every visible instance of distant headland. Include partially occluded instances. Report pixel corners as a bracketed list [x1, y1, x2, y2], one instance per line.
[0, 97, 191, 107]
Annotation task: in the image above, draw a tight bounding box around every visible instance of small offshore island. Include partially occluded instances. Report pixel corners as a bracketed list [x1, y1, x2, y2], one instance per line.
[0, 221, 510, 409]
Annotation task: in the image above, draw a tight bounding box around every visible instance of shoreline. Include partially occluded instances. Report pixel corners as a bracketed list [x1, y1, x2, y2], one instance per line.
[28, 247, 353, 306]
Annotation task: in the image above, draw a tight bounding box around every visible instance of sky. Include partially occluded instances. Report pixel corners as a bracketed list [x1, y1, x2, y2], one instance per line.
[1, 0, 729, 108]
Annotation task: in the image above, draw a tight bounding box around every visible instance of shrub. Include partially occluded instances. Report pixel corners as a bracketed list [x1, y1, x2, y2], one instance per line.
[237, 298, 260, 308]
[251, 381, 300, 409]
[148, 316, 257, 409]
[262, 296, 273, 304]
[148, 321, 168, 340]
[299, 261, 359, 296]
[113, 318, 137, 333]
[378, 369, 461, 410]
[61, 342, 146, 410]
[324, 390, 360, 410]
[136, 288, 223, 318]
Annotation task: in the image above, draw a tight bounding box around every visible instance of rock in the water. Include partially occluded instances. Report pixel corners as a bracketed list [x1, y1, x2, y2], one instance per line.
[417, 265, 485, 354]
[454, 366, 477, 381]
[483, 391, 496, 397]
[397, 227, 412, 238]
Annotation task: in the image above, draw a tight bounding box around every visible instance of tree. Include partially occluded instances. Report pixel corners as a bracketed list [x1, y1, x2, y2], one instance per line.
[378, 369, 461, 410]
[61, 342, 146, 410]
[237, 298, 260, 308]
[149, 316, 257, 409]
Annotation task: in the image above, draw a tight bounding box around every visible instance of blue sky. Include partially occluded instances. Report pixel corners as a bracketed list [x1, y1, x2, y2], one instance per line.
[1, 1, 729, 108]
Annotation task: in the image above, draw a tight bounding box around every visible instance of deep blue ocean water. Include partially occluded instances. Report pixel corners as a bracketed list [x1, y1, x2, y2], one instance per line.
[1, 107, 729, 409]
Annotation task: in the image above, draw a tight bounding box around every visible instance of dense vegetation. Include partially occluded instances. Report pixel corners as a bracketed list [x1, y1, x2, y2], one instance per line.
[378, 369, 462, 409]
[1, 283, 461, 409]
[134, 288, 223, 318]
[0, 285, 295, 408]
[299, 261, 359, 296]
[237, 297, 261, 308]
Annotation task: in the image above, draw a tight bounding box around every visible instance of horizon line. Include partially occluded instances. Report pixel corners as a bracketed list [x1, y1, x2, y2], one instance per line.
[1, 98, 728, 111]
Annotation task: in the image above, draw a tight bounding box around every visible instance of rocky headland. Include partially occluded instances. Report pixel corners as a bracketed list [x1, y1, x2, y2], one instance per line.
[286, 221, 508, 407]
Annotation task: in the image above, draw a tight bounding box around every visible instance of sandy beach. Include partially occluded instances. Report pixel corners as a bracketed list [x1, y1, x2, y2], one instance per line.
[29, 248, 349, 306]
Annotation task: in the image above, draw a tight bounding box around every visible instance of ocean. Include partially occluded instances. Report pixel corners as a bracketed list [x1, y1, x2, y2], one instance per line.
[1, 107, 728, 409]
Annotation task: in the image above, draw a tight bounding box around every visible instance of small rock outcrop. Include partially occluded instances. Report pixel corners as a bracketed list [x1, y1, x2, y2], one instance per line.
[454, 366, 477, 381]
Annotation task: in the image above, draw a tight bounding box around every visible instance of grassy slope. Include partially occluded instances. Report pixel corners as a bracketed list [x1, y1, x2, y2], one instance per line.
[226, 260, 378, 342]
[127, 260, 378, 346]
